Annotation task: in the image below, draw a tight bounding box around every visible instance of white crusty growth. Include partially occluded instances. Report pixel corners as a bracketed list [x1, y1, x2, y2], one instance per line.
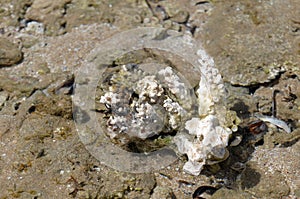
[196, 49, 225, 116]
[158, 67, 194, 110]
[174, 48, 231, 175]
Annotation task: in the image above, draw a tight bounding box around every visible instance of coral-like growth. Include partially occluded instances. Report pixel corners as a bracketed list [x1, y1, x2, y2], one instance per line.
[173, 48, 234, 175]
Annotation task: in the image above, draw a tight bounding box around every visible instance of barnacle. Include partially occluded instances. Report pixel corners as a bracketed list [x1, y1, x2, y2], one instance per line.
[97, 59, 197, 148]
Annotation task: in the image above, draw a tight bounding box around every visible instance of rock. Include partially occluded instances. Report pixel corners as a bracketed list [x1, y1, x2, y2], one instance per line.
[0, 37, 23, 66]
[34, 93, 73, 119]
[24, 21, 44, 35]
[136, 174, 156, 195]
[25, 0, 71, 35]
[240, 166, 290, 198]
[211, 188, 253, 199]
[0, 0, 32, 27]
[202, 0, 298, 86]
[151, 186, 175, 199]
[170, 10, 189, 24]
[245, 140, 300, 197]
[175, 115, 231, 175]
[254, 76, 300, 126]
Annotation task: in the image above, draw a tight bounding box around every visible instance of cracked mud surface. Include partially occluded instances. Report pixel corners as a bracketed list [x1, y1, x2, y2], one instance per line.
[0, 0, 299, 198]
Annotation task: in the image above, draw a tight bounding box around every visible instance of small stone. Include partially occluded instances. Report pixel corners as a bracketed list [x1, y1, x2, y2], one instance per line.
[76, 190, 90, 198]
[171, 10, 190, 24]
[151, 186, 175, 199]
[0, 37, 23, 67]
[24, 21, 44, 34]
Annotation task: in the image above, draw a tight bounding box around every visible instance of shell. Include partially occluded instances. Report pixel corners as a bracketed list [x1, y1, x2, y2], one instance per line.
[254, 113, 291, 133]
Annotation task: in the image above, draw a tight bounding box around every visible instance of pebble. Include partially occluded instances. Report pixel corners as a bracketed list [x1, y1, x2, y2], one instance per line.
[151, 186, 175, 199]
[0, 37, 23, 66]
[171, 10, 190, 24]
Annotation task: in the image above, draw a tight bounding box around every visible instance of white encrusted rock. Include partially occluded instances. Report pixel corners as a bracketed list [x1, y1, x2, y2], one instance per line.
[95, 29, 237, 175]
[196, 49, 226, 116]
[175, 115, 231, 175]
[174, 48, 232, 175]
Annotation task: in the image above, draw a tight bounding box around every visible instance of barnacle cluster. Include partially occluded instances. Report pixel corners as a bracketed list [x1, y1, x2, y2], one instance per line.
[74, 27, 240, 174]
[98, 63, 197, 149]
[98, 48, 238, 175]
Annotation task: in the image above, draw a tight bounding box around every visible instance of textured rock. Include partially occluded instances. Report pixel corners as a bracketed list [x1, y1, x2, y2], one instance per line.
[241, 141, 300, 198]
[151, 186, 175, 199]
[254, 75, 300, 129]
[203, 0, 299, 86]
[0, 37, 22, 66]
[0, 0, 33, 27]
[25, 0, 71, 35]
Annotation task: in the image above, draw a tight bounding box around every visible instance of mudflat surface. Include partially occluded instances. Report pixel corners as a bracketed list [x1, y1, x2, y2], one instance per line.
[0, 0, 299, 198]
